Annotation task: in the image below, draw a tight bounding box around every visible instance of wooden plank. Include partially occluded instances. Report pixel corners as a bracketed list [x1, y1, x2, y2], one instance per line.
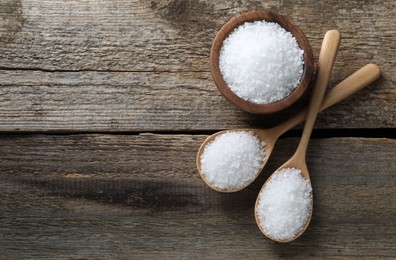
[0, 0, 394, 74]
[1, 0, 394, 131]
[0, 69, 393, 132]
[0, 134, 395, 258]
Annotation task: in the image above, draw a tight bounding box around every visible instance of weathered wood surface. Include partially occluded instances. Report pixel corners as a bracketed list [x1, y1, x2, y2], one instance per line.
[0, 0, 395, 131]
[1, 0, 395, 259]
[0, 135, 395, 258]
[0, 0, 394, 72]
[0, 69, 393, 132]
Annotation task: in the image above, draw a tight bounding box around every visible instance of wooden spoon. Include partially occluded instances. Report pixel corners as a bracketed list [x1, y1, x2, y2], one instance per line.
[254, 30, 341, 242]
[197, 62, 380, 193]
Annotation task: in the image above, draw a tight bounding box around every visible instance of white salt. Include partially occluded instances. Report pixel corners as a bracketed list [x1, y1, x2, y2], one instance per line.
[219, 21, 304, 104]
[256, 167, 312, 241]
[200, 131, 266, 190]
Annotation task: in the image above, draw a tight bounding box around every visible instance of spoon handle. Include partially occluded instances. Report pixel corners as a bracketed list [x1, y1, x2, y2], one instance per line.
[318, 64, 380, 111]
[296, 30, 341, 157]
[271, 64, 381, 137]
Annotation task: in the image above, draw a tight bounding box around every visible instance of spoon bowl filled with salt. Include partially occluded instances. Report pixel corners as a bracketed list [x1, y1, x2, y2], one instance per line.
[255, 29, 340, 242]
[211, 10, 314, 114]
[196, 63, 380, 193]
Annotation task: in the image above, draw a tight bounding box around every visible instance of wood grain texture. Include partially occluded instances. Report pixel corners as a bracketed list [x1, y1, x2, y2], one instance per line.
[0, 134, 395, 258]
[0, 0, 395, 258]
[0, 0, 395, 131]
[0, 0, 394, 73]
[0, 69, 393, 132]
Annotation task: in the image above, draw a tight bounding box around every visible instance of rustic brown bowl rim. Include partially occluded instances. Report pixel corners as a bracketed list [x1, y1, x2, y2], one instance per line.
[210, 10, 314, 114]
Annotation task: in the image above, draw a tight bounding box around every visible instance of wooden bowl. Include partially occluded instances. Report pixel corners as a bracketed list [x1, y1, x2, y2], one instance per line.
[210, 10, 314, 114]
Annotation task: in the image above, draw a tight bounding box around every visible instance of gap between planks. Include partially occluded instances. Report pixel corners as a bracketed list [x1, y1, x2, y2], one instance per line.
[0, 66, 209, 73]
[0, 128, 394, 139]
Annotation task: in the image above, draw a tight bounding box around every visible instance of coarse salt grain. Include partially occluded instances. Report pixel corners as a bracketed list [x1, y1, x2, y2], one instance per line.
[256, 167, 312, 241]
[200, 131, 266, 190]
[219, 21, 304, 104]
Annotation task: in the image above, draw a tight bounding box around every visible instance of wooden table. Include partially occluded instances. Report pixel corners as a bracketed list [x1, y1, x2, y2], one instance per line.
[1, 0, 395, 258]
